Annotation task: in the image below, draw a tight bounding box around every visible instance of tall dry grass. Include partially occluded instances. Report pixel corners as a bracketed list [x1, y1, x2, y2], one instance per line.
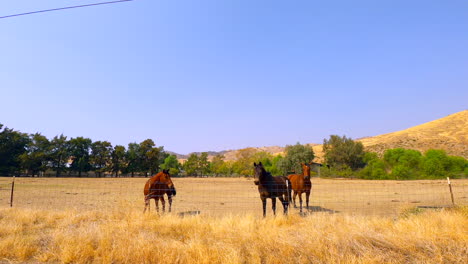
[0, 207, 467, 264]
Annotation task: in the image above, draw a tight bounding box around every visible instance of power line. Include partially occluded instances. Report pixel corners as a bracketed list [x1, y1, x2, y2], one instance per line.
[0, 0, 134, 20]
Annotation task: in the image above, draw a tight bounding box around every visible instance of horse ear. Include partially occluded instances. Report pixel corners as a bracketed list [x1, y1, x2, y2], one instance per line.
[254, 162, 257, 166]
[259, 162, 262, 166]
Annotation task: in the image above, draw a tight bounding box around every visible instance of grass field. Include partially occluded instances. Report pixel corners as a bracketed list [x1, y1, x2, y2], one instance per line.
[1, 177, 467, 216]
[0, 206, 467, 263]
[0, 177, 467, 263]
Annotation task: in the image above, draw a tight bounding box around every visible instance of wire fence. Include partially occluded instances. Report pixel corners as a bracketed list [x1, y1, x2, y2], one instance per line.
[1, 176, 467, 217]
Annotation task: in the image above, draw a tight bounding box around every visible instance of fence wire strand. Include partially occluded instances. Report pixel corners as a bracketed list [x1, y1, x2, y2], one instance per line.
[1, 177, 467, 217]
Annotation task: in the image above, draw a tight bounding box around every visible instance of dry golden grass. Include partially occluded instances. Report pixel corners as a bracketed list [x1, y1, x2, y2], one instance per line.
[0, 206, 467, 263]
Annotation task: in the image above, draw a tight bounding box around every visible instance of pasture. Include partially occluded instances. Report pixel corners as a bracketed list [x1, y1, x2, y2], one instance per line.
[1, 177, 467, 216]
[0, 177, 467, 263]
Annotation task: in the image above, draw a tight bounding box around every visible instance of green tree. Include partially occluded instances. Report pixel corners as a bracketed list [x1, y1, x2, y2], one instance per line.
[90, 140, 113, 177]
[161, 155, 181, 176]
[68, 137, 92, 177]
[198, 152, 210, 176]
[184, 153, 199, 176]
[277, 143, 315, 175]
[446, 155, 467, 177]
[232, 148, 258, 176]
[126, 143, 140, 177]
[111, 145, 126, 177]
[269, 155, 284, 176]
[421, 149, 450, 178]
[0, 124, 30, 176]
[383, 148, 422, 179]
[20, 133, 50, 177]
[323, 135, 365, 171]
[359, 152, 387, 179]
[210, 154, 226, 176]
[49, 134, 69, 177]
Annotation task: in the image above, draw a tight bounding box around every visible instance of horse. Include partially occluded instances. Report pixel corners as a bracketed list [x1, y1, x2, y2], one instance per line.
[287, 163, 312, 212]
[143, 169, 177, 213]
[253, 162, 291, 217]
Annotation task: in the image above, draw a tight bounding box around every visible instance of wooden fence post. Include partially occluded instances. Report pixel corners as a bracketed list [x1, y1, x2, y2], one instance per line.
[447, 177, 455, 205]
[10, 176, 15, 207]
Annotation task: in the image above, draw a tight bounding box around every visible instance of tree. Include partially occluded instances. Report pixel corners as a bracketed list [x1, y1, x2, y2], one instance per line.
[198, 152, 210, 176]
[210, 154, 226, 176]
[421, 149, 450, 178]
[184, 153, 199, 176]
[161, 155, 181, 176]
[68, 137, 92, 177]
[232, 148, 258, 176]
[359, 152, 387, 179]
[383, 148, 422, 179]
[323, 135, 365, 171]
[20, 133, 50, 177]
[49, 134, 69, 177]
[0, 124, 30, 175]
[182, 152, 210, 176]
[111, 145, 126, 177]
[277, 143, 315, 175]
[90, 140, 113, 177]
[138, 139, 166, 176]
[269, 155, 284, 176]
[126, 143, 140, 177]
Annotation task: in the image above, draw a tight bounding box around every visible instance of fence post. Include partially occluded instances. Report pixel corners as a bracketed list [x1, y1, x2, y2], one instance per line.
[447, 177, 455, 205]
[10, 176, 15, 207]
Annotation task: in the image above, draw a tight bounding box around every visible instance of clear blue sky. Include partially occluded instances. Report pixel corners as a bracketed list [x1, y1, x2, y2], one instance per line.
[1, 0, 467, 154]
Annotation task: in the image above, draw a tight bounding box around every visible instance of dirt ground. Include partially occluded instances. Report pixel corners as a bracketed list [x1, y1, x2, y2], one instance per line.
[1, 177, 467, 217]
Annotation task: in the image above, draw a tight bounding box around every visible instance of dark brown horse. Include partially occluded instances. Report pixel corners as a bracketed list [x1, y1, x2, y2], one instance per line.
[288, 163, 312, 212]
[143, 169, 177, 213]
[253, 162, 291, 217]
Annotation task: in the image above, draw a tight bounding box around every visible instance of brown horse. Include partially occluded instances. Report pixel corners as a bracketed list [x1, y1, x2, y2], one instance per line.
[253, 162, 291, 217]
[288, 163, 312, 212]
[143, 169, 177, 213]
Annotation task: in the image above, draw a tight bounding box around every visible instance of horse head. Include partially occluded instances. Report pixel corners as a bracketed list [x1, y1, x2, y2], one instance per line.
[253, 162, 266, 185]
[301, 163, 311, 179]
[159, 169, 176, 194]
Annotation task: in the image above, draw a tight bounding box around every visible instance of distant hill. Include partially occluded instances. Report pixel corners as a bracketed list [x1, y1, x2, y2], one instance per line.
[311, 110, 468, 161]
[169, 110, 468, 162]
[357, 110, 467, 158]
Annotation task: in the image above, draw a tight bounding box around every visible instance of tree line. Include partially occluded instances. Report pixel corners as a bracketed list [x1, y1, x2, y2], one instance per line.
[0, 123, 171, 177]
[1, 123, 466, 179]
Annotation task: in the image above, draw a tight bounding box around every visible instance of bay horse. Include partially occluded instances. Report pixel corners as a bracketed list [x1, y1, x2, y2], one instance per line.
[253, 162, 291, 217]
[143, 169, 177, 213]
[287, 163, 312, 212]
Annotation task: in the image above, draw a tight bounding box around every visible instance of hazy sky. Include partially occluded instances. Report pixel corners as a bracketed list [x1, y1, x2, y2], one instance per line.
[1, 0, 467, 154]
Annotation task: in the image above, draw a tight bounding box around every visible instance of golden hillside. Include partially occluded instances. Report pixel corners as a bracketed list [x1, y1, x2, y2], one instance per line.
[310, 110, 467, 161]
[357, 110, 467, 158]
[178, 110, 467, 162]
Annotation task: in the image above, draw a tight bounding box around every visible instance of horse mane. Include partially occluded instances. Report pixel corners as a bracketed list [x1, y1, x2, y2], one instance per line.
[152, 171, 165, 182]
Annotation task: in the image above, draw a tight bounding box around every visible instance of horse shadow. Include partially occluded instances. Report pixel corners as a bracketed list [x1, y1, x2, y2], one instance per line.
[296, 206, 338, 217]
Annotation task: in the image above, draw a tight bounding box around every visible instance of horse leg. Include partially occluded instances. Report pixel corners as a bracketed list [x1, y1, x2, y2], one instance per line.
[161, 196, 166, 213]
[279, 196, 288, 215]
[299, 192, 303, 213]
[143, 198, 150, 213]
[293, 191, 298, 208]
[168, 195, 173, 213]
[272, 197, 277, 216]
[261, 197, 267, 217]
[155, 198, 159, 214]
[306, 191, 310, 209]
